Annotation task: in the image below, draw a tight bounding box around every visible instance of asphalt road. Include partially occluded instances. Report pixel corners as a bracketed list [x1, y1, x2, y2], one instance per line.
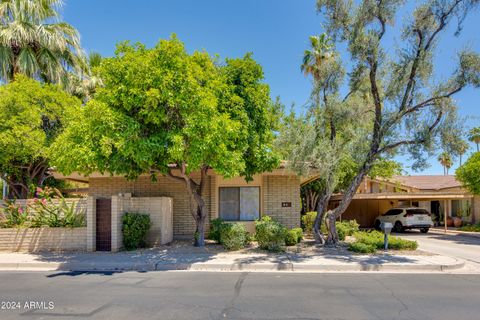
[0, 271, 479, 320]
[398, 231, 480, 266]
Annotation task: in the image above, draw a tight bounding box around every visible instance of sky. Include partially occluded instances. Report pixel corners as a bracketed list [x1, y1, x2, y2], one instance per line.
[62, 0, 479, 175]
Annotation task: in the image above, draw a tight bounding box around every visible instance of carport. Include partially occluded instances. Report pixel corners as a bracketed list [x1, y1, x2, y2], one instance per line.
[330, 192, 474, 230]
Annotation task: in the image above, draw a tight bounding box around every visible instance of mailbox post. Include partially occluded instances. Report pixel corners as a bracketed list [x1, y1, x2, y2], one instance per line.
[380, 222, 393, 250]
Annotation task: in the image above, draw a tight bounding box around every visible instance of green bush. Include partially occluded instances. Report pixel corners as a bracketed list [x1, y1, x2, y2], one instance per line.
[0, 199, 29, 228]
[28, 197, 86, 228]
[0, 187, 86, 229]
[348, 242, 376, 254]
[207, 218, 225, 243]
[336, 220, 359, 241]
[122, 213, 151, 250]
[460, 223, 480, 232]
[292, 227, 303, 241]
[255, 216, 287, 251]
[348, 230, 418, 253]
[285, 230, 298, 246]
[301, 212, 317, 234]
[219, 223, 249, 251]
[285, 228, 304, 246]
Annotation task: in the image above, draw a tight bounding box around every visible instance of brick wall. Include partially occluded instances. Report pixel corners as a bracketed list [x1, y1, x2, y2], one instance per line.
[89, 175, 213, 237]
[0, 227, 87, 252]
[110, 195, 173, 251]
[262, 175, 301, 228]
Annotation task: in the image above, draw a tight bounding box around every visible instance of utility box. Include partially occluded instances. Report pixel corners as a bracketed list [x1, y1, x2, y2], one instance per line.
[380, 222, 393, 250]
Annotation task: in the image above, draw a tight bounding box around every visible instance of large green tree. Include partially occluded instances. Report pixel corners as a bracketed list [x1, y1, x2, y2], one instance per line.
[456, 152, 480, 195]
[51, 36, 279, 246]
[0, 75, 81, 198]
[279, 30, 402, 243]
[309, 0, 480, 243]
[0, 0, 87, 84]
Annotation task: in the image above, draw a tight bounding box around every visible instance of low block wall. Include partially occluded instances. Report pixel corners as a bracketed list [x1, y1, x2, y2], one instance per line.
[0, 227, 87, 252]
[110, 195, 173, 252]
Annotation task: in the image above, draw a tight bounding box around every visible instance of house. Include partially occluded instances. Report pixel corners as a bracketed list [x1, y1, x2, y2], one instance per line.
[55, 165, 308, 251]
[331, 175, 479, 227]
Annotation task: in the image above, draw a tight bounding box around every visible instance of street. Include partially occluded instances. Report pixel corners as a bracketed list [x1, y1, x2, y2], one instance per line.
[0, 271, 479, 320]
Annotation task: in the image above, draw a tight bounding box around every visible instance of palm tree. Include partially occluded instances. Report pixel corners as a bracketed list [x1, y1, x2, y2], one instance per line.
[66, 51, 103, 102]
[0, 0, 87, 84]
[438, 152, 453, 175]
[301, 33, 333, 81]
[457, 140, 469, 166]
[468, 127, 480, 152]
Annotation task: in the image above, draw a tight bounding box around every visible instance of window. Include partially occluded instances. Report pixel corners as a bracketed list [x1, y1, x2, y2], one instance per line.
[383, 209, 403, 216]
[406, 208, 430, 215]
[219, 187, 260, 221]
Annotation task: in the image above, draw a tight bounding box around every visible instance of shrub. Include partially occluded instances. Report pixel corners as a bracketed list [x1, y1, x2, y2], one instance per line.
[208, 218, 225, 243]
[301, 212, 317, 234]
[0, 188, 86, 228]
[255, 216, 287, 251]
[292, 227, 303, 241]
[336, 220, 359, 241]
[285, 228, 304, 246]
[348, 242, 376, 254]
[388, 236, 418, 250]
[0, 199, 29, 228]
[460, 223, 480, 232]
[61, 200, 85, 227]
[285, 230, 298, 246]
[122, 213, 151, 250]
[28, 187, 86, 228]
[348, 231, 418, 253]
[219, 223, 249, 251]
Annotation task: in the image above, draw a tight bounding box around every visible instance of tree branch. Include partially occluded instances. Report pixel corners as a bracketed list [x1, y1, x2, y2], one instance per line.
[378, 110, 443, 154]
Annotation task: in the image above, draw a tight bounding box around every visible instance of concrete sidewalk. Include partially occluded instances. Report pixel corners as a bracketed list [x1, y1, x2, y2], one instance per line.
[0, 250, 465, 272]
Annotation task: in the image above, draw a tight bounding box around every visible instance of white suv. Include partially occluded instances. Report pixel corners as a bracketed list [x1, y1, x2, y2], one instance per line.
[374, 207, 433, 233]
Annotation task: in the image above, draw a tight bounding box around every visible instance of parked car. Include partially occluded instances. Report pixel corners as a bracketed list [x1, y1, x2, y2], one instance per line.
[374, 207, 434, 233]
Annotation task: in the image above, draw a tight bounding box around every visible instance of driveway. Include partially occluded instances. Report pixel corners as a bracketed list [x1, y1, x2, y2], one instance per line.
[396, 230, 480, 270]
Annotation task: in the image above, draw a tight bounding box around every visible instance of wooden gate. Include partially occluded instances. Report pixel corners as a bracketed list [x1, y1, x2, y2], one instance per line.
[96, 198, 111, 251]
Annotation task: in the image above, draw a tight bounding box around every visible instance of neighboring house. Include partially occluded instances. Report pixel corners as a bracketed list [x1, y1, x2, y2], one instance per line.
[330, 175, 479, 227]
[55, 165, 306, 246]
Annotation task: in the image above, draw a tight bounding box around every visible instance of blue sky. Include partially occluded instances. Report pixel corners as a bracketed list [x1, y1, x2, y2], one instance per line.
[62, 0, 479, 175]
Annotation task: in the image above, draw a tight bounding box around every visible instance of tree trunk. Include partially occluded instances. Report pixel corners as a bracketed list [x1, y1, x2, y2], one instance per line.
[312, 192, 330, 244]
[325, 165, 373, 244]
[168, 163, 209, 247]
[194, 202, 207, 247]
[304, 188, 319, 212]
[325, 210, 338, 245]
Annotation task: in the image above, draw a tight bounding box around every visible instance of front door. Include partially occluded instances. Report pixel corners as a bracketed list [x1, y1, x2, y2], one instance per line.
[96, 198, 111, 251]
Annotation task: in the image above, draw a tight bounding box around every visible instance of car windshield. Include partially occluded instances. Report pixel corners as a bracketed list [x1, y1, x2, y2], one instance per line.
[406, 209, 430, 215]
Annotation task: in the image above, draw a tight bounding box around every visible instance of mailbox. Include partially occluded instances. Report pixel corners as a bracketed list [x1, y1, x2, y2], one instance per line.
[380, 222, 393, 234]
[380, 222, 393, 250]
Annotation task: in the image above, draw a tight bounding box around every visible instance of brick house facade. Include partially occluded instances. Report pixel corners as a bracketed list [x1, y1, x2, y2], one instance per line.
[67, 169, 302, 239]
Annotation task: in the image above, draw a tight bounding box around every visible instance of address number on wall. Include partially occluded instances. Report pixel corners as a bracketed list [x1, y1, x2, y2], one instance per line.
[281, 202, 292, 208]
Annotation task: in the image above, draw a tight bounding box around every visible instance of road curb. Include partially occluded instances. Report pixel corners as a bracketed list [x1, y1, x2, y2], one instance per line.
[429, 229, 480, 239]
[0, 258, 466, 273]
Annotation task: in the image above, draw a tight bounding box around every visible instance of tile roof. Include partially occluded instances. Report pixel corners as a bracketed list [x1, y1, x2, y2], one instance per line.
[391, 175, 462, 190]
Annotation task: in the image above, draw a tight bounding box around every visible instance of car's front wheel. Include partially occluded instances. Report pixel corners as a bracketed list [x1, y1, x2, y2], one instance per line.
[420, 228, 429, 233]
[394, 221, 404, 233]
